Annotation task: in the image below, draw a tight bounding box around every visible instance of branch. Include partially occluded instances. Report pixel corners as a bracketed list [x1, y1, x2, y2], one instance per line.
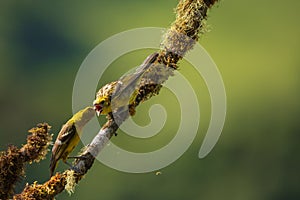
[75, 0, 219, 179]
[0, 123, 52, 199]
[13, 0, 219, 199]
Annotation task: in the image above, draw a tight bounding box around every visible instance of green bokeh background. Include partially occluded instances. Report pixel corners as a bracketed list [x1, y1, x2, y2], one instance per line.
[1, 1, 299, 199]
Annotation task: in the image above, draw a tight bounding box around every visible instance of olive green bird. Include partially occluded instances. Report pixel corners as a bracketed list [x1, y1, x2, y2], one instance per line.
[93, 52, 159, 116]
[50, 106, 95, 177]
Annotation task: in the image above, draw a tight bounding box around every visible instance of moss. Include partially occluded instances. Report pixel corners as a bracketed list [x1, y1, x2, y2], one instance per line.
[13, 173, 67, 200]
[0, 145, 25, 199]
[65, 170, 76, 195]
[21, 123, 52, 163]
[0, 123, 52, 199]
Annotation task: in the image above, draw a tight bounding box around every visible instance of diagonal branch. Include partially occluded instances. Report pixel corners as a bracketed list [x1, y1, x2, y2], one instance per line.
[73, 0, 218, 180]
[13, 0, 219, 199]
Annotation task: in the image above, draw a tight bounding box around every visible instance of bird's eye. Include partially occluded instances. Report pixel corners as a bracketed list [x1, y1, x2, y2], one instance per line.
[100, 100, 105, 105]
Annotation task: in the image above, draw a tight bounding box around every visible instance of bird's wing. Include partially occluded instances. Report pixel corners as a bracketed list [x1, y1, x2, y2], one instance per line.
[58, 123, 77, 144]
[49, 123, 76, 176]
[112, 52, 159, 101]
[53, 123, 77, 159]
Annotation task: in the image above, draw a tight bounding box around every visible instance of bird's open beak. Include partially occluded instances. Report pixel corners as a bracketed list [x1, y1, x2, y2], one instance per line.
[93, 104, 102, 116]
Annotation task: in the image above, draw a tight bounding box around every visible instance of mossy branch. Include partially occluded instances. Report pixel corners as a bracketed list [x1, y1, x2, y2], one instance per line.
[74, 0, 219, 187]
[0, 0, 220, 199]
[0, 123, 52, 199]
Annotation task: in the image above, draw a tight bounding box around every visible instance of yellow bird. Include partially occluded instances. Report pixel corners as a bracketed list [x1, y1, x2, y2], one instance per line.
[50, 106, 95, 177]
[93, 52, 159, 116]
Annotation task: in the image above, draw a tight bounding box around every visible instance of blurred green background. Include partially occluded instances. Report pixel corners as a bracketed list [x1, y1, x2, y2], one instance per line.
[1, 0, 300, 199]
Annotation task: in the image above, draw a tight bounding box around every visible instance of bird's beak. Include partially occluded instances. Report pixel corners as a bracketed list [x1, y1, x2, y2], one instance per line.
[96, 110, 101, 117]
[93, 104, 102, 116]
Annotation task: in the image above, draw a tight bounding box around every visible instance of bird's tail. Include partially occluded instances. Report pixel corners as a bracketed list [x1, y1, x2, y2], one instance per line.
[49, 154, 58, 177]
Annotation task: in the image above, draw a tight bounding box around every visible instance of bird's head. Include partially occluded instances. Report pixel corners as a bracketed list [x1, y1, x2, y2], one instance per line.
[93, 96, 111, 116]
[93, 82, 117, 116]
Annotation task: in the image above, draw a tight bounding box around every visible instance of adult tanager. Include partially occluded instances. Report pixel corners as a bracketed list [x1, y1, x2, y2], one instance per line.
[93, 52, 159, 116]
[50, 106, 95, 176]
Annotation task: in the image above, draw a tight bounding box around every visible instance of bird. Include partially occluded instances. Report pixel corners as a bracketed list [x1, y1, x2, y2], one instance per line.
[49, 106, 95, 177]
[93, 52, 159, 116]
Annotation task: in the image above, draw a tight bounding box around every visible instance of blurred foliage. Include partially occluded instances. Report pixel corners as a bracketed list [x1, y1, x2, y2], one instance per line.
[0, 0, 299, 199]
